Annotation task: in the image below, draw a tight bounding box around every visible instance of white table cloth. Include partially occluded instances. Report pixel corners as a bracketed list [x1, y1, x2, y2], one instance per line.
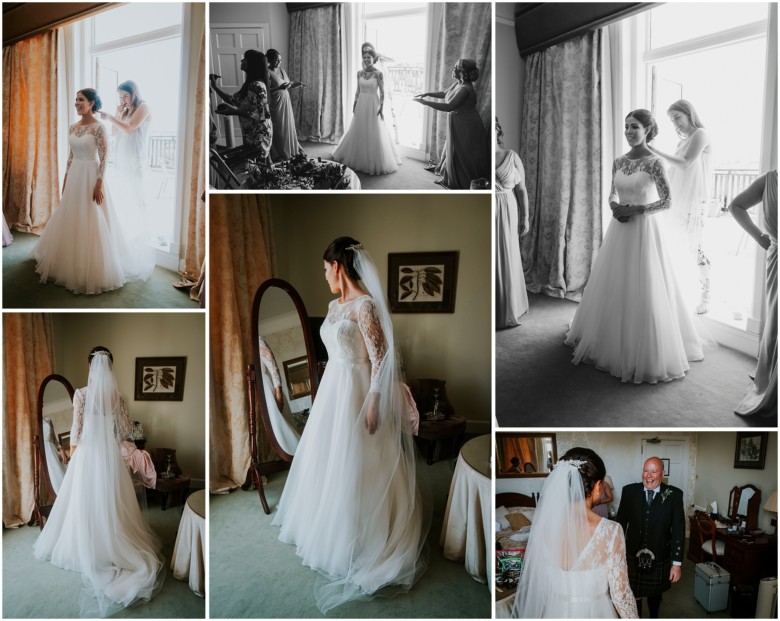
[440, 434, 491, 583]
[171, 489, 205, 597]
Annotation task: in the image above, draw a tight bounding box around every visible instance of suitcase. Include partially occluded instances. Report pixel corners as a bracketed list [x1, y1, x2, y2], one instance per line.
[695, 562, 730, 612]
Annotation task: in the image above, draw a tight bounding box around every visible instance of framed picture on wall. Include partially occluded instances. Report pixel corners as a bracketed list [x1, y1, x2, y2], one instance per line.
[135, 357, 187, 401]
[733, 432, 769, 469]
[387, 251, 459, 313]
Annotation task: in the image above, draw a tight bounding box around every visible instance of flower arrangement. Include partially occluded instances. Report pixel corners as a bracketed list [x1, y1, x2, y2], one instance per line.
[246, 154, 351, 190]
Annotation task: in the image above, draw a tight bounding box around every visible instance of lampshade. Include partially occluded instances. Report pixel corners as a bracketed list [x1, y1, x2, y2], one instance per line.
[763, 490, 777, 513]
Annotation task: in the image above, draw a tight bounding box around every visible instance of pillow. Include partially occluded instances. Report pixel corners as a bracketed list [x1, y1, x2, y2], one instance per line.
[496, 506, 511, 530]
[506, 512, 532, 530]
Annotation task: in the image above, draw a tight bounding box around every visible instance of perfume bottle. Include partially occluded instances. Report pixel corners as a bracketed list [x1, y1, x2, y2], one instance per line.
[162, 454, 175, 479]
[432, 387, 445, 421]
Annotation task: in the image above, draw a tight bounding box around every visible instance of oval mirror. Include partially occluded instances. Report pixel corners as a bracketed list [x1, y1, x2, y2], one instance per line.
[34, 375, 75, 525]
[729, 483, 762, 530]
[495, 432, 557, 478]
[252, 278, 320, 462]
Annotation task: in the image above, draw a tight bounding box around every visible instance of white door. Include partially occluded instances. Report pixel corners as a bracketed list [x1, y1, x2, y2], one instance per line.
[641, 438, 689, 497]
[209, 24, 269, 144]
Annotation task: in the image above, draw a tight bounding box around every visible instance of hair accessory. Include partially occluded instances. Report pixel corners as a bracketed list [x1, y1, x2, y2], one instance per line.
[554, 458, 586, 470]
[93, 350, 111, 357]
[347, 243, 364, 251]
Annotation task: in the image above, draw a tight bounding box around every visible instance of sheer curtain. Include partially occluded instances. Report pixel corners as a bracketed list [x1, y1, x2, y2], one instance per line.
[520, 31, 603, 302]
[3, 314, 55, 527]
[209, 195, 276, 493]
[289, 5, 344, 143]
[2, 32, 59, 234]
[424, 3, 491, 165]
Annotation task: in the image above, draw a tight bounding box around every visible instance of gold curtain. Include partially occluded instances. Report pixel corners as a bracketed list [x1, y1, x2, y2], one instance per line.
[3, 314, 54, 527]
[2, 31, 59, 234]
[209, 195, 276, 492]
[183, 17, 206, 288]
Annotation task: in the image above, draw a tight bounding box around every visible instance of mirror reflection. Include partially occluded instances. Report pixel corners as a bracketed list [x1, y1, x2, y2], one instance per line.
[729, 484, 761, 530]
[41, 379, 73, 495]
[257, 286, 310, 456]
[496, 433, 557, 477]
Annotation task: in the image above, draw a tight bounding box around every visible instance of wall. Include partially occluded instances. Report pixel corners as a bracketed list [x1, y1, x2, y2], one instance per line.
[210, 2, 290, 62]
[270, 194, 492, 431]
[495, 3, 524, 153]
[695, 432, 777, 532]
[52, 313, 206, 485]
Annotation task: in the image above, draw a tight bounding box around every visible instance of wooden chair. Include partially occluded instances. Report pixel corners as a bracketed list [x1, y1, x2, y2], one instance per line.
[695, 512, 725, 563]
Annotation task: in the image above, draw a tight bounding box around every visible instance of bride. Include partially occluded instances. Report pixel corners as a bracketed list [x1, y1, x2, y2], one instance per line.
[565, 109, 705, 383]
[33, 347, 164, 617]
[271, 237, 427, 613]
[32, 88, 154, 295]
[332, 47, 402, 175]
[512, 448, 638, 618]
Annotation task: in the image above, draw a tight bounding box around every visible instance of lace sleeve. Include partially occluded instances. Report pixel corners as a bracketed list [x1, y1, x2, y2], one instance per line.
[357, 298, 387, 393]
[65, 127, 74, 177]
[377, 71, 385, 107]
[95, 123, 107, 180]
[607, 523, 639, 618]
[354, 71, 361, 106]
[70, 388, 85, 446]
[608, 158, 619, 204]
[258, 337, 282, 388]
[640, 157, 671, 215]
[116, 395, 132, 440]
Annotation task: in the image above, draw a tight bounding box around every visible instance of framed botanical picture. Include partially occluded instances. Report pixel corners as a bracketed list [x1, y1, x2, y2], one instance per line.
[388, 251, 459, 313]
[733, 432, 769, 469]
[135, 357, 187, 401]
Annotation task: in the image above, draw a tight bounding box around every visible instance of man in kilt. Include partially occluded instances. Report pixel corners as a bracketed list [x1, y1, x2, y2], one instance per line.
[616, 457, 685, 618]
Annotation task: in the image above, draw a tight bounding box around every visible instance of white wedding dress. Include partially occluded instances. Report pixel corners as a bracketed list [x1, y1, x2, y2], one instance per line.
[565, 154, 704, 383]
[33, 363, 164, 618]
[258, 337, 300, 455]
[332, 71, 402, 175]
[32, 122, 154, 294]
[272, 294, 426, 613]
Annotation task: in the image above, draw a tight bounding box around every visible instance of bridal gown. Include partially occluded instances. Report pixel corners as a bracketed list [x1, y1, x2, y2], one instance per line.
[332, 71, 402, 175]
[32, 122, 154, 294]
[495, 150, 529, 327]
[258, 337, 300, 455]
[565, 154, 704, 383]
[272, 295, 425, 612]
[33, 388, 163, 617]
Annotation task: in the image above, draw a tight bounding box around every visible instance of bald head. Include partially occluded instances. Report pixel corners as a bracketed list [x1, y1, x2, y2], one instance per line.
[643, 457, 664, 491]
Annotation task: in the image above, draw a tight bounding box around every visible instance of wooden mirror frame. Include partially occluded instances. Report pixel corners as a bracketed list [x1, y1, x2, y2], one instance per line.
[33, 374, 75, 528]
[728, 483, 762, 531]
[495, 432, 558, 478]
[245, 278, 320, 513]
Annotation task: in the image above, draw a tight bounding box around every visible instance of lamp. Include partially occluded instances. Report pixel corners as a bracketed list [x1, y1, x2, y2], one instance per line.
[763, 491, 777, 536]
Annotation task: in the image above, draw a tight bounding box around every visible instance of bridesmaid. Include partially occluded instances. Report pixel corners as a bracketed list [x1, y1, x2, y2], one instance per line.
[414, 59, 489, 189]
[729, 170, 777, 416]
[495, 119, 529, 328]
[265, 48, 307, 161]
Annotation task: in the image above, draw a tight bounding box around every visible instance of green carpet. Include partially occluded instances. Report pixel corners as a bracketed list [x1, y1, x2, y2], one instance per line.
[209, 457, 491, 618]
[3, 232, 199, 309]
[3, 501, 205, 618]
[496, 293, 777, 427]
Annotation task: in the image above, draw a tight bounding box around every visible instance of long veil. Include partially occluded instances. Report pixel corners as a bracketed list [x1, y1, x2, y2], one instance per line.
[313, 245, 430, 612]
[512, 459, 592, 618]
[362, 42, 400, 145]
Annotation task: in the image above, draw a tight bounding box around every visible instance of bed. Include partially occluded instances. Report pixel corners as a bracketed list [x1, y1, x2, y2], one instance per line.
[495, 492, 536, 618]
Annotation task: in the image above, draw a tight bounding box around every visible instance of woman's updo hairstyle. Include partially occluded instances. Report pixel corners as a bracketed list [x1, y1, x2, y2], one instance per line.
[88, 345, 113, 364]
[79, 88, 102, 113]
[559, 447, 606, 496]
[626, 108, 658, 143]
[361, 46, 379, 63]
[455, 59, 480, 83]
[323, 236, 361, 281]
[266, 48, 280, 63]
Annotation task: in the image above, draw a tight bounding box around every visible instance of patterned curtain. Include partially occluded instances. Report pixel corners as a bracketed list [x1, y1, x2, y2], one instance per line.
[2, 31, 59, 234]
[288, 5, 344, 143]
[209, 195, 276, 493]
[426, 3, 492, 164]
[3, 314, 54, 527]
[520, 31, 603, 302]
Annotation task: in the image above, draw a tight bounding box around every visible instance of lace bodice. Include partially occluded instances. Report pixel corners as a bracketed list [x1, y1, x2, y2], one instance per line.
[70, 387, 132, 446]
[354, 70, 385, 107]
[66, 122, 108, 179]
[258, 336, 282, 388]
[321, 295, 387, 392]
[609, 155, 670, 215]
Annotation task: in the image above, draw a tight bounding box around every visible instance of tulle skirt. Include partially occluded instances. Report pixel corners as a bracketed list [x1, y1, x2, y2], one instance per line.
[565, 211, 704, 383]
[332, 96, 401, 175]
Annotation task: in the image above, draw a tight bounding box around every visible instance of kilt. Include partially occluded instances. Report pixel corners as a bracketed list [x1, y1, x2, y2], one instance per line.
[626, 553, 672, 597]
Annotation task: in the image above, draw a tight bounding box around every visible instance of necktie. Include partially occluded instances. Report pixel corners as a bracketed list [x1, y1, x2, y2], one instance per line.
[646, 490, 654, 505]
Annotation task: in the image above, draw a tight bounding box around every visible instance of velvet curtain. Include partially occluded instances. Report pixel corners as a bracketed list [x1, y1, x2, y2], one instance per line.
[3, 314, 55, 527]
[2, 31, 59, 234]
[288, 5, 344, 143]
[426, 3, 492, 164]
[520, 31, 603, 302]
[209, 195, 276, 493]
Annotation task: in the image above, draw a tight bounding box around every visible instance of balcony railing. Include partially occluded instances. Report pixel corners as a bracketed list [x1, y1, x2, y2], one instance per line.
[712, 169, 759, 211]
[105, 134, 177, 170]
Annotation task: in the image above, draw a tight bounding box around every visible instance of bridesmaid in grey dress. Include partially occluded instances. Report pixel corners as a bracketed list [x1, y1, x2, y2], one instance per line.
[266, 49, 307, 161]
[730, 170, 777, 416]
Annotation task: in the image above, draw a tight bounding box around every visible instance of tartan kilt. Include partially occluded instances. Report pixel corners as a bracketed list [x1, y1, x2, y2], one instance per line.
[627, 555, 672, 597]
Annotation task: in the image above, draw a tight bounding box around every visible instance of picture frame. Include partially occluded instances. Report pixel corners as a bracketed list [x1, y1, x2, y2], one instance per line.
[661, 458, 671, 485]
[387, 251, 459, 313]
[733, 432, 768, 470]
[283, 355, 312, 399]
[134, 357, 187, 401]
